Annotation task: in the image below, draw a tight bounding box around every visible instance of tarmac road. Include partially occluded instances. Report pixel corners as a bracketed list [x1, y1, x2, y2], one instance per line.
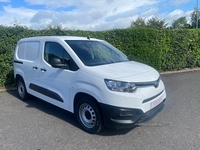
[0, 71, 200, 150]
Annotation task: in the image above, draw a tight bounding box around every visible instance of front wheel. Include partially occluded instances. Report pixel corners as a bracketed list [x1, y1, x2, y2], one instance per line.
[75, 97, 103, 134]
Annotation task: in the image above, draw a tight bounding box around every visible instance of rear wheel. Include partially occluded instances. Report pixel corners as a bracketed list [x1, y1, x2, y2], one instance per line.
[75, 97, 103, 134]
[17, 78, 30, 101]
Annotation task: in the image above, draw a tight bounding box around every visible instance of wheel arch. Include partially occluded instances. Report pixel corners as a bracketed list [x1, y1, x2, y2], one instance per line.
[73, 92, 103, 120]
[73, 92, 102, 115]
[74, 92, 104, 133]
[15, 74, 24, 84]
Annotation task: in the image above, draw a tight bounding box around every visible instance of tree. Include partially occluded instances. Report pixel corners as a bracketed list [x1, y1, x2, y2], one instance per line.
[171, 17, 189, 29]
[146, 17, 168, 29]
[190, 8, 200, 28]
[130, 17, 146, 27]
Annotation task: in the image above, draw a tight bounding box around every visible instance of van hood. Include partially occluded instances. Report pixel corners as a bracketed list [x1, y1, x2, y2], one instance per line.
[82, 61, 160, 82]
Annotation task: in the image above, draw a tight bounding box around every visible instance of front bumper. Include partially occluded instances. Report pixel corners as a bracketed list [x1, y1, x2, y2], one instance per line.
[100, 99, 165, 129]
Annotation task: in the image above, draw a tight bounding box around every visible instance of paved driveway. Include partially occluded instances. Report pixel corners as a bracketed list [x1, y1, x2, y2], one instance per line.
[0, 71, 200, 150]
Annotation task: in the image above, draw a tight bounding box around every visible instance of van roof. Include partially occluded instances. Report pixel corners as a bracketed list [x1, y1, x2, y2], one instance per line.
[19, 36, 101, 42]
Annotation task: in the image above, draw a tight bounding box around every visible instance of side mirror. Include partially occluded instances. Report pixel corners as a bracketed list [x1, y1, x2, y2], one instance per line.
[50, 57, 69, 69]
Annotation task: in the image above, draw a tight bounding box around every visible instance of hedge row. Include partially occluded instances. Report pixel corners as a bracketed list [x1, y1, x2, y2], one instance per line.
[1, 25, 200, 87]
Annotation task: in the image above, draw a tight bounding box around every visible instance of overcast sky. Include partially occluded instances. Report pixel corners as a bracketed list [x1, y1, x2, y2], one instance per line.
[0, 0, 197, 30]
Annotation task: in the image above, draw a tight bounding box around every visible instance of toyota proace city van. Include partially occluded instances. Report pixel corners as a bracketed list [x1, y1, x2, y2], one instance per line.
[14, 36, 166, 134]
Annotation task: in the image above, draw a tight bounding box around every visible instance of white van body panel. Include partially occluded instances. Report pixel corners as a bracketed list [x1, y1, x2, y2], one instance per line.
[81, 61, 159, 81]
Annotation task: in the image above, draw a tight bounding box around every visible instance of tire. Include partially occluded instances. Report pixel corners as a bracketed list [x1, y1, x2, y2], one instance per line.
[75, 97, 103, 134]
[17, 78, 30, 101]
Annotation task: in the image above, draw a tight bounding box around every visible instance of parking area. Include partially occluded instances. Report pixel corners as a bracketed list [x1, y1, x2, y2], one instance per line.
[0, 71, 200, 150]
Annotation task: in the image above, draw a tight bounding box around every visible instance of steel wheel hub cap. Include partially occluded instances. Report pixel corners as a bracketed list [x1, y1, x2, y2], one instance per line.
[79, 103, 96, 128]
[18, 82, 25, 98]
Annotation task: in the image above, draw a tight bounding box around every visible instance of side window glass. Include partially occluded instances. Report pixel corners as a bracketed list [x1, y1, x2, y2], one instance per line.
[44, 42, 70, 64]
[44, 42, 79, 71]
[18, 43, 26, 59]
[25, 42, 40, 61]
[18, 41, 40, 61]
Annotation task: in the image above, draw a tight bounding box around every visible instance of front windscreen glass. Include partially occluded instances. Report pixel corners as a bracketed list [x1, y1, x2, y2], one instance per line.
[65, 40, 129, 66]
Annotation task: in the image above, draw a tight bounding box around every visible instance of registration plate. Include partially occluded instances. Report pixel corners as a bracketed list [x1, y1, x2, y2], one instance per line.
[150, 96, 163, 109]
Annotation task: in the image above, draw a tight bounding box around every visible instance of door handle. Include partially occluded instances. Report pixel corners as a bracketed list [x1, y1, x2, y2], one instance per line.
[33, 66, 38, 70]
[41, 68, 47, 72]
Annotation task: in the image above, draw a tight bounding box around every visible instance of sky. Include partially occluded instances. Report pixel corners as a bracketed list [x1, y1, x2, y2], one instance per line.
[0, 0, 197, 30]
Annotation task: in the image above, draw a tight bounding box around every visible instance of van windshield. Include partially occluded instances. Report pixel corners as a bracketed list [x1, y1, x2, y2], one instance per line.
[65, 40, 129, 66]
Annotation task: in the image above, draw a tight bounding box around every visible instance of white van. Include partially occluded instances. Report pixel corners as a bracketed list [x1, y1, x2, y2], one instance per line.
[14, 36, 166, 134]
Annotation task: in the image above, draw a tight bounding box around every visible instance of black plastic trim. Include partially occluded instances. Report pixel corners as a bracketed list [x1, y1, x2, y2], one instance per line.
[135, 77, 160, 88]
[99, 99, 165, 129]
[100, 103, 143, 129]
[142, 90, 164, 103]
[137, 99, 165, 123]
[29, 83, 64, 102]
[14, 60, 23, 64]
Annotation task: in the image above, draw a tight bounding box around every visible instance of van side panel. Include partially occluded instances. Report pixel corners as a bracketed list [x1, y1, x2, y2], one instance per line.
[14, 40, 41, 95]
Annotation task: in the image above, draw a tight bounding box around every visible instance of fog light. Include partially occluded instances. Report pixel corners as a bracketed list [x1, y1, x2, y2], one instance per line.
[120, 111, 135, 116]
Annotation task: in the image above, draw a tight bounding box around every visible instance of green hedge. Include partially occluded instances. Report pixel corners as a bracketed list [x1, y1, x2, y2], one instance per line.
[1, 25, 200, 87]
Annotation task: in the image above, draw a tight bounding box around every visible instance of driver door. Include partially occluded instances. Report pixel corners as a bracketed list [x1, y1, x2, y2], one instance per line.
[32, 41, 72, 109]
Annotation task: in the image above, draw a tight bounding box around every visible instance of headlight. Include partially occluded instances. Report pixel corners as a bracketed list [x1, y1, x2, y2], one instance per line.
[104, 79, 137, 93]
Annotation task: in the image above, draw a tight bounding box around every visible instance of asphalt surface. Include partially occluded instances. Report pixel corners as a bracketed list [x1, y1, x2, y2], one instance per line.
[1, 71, 200, 150]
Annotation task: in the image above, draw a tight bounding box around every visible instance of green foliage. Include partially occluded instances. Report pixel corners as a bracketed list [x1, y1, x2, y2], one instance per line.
[130, 7, 200, 29]
[114, 28, 163, 70]
[190, 8, 200, 28]
[1, 25, 200, 87]
[130, 17, 146, 28]
[0, 25, 30, 87]
[171, 17, 190, 29]
[147, 17, 168, 29]
[130, 17, 168, 29]
[162, 30, 200, 70]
